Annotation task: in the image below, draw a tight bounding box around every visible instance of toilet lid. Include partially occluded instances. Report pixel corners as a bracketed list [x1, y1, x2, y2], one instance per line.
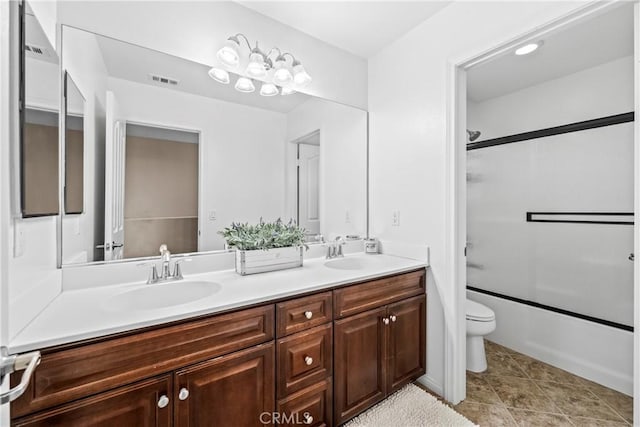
[466, 299, 495, 321]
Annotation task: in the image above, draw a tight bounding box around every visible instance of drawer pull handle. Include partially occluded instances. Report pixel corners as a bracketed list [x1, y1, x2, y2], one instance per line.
[304, 413, 314, 424]
[157, 395, 169, 408]
[390, 315, 397, 322]
[304, 356, 313, 365]
[304, 311, 313, 320]
[382, 317, 389, 325]
[179, 387, 189, 400]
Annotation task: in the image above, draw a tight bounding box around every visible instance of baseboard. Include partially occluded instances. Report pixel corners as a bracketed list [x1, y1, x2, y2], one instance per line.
[468, 290, 633, 395]
[416, 374, 444, 398]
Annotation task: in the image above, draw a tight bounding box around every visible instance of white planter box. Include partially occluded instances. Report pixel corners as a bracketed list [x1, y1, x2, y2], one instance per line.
[235, 247, 303, 275]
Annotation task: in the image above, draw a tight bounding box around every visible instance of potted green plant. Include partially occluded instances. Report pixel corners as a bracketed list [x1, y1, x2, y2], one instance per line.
[219, 218, 308, 275]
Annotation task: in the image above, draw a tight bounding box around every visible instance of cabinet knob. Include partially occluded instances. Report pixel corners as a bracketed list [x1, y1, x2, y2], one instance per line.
[382, 317, 389, 325]
[390, 315, 397, 322]
[179, 387, 189, 400]
[304, 413, 313, 424]
[304, 356, 313, 366]
[304, 311, 313, 320]
[157, 395, 169, 408]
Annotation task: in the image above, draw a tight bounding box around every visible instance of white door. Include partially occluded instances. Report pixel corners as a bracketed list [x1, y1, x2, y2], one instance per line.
[103, 91, 126, 260]
[298, 143, 320, 235]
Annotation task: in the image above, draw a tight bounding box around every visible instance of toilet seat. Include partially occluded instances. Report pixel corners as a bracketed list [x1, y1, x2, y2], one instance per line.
[466, 299, 495, 322]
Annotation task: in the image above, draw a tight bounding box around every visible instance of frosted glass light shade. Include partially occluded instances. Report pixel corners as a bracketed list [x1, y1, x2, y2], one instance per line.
[217, 39, 240, 67]
[208, 67, 230, 84]
[273, 60, 293, 85]
[260, 82, 279, 97]
[246, 52, 267, 78]
[293, 63, 312, 86]
[281, 86, 295, 96]
[235, 77, 255, 93]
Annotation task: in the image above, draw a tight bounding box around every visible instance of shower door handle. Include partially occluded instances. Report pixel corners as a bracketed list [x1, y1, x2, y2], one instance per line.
[629, 253, 635, 261]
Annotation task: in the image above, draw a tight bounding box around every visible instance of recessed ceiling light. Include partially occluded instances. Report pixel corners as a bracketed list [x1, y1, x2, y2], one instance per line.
[515, 42, 542, 56]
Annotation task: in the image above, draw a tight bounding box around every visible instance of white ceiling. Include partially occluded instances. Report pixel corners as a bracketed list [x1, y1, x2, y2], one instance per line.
[237, 1, 451, 59]
[96, 34, 312, 114]
[467, 3, 634, 102]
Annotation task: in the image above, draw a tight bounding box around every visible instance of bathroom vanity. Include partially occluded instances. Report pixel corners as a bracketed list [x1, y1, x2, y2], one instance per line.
[9, 258, 426, 426]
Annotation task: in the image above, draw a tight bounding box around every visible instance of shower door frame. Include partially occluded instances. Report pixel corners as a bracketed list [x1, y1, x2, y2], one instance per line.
[444, 2, 640, 421]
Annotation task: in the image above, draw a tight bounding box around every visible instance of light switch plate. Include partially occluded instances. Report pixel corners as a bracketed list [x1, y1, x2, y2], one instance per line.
[392, 210, 400, 227]
[208, 210, 217, 221]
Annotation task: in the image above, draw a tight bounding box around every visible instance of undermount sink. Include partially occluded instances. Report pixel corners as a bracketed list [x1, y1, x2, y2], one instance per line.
[324, 257, 368, 270]
[104, 280, 221, 311]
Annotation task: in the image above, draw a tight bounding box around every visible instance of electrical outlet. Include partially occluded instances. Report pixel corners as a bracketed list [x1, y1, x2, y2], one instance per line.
[392, 210, 400, 227]
[345, 210, 351, 223]
[208, 210, 217, 221]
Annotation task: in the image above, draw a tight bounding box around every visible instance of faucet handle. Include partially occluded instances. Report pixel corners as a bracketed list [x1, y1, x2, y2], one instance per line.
[173, 258, 192, 279]
[137, 262, 159, 284]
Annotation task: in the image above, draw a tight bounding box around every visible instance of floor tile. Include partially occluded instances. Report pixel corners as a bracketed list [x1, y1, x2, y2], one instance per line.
[578, 380, 633, 423]
[454, 401, 516, 427]
[485, 352, 528, 378]
[466, 372, 503, 405]
[567, 416, 630, 427]
[485, 376, 560, 413]
[508, 408, 573, 427]
[536, 381, 625, 422]
[509, 354, 584, 385]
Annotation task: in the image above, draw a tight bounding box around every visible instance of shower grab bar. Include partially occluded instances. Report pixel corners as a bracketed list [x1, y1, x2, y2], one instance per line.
[526, 212, 634, 225]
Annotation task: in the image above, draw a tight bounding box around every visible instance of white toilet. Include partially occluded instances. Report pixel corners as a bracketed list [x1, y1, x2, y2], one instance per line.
[466, 299, 496, 372]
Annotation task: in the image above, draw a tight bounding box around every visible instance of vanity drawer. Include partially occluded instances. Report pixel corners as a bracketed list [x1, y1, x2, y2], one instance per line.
[333, 269, 426, 318]
[276, 291, 332, 337]
[11, 304, 275, 418]
[277, 323, 332, 398]
[277, 378, 333, 427]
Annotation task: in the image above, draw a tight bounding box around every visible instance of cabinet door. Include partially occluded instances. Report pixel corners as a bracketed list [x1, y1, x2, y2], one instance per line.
[277, 379, 332, 427]
[175, 342, 275, 427]
[333, 307, 387, 425]
[12, 375, 172, 427]
[388, 295, 426, 394]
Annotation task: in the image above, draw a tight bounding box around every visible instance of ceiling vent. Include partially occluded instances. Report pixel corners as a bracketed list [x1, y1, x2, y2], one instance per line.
[149, 74, 179, 86]
[25, 44, 52, 58]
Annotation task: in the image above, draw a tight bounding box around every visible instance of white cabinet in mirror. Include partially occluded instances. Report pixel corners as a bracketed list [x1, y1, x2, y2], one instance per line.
[59, 26, 368, 266]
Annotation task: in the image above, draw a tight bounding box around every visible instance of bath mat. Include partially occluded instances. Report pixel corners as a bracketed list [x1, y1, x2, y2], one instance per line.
[344, 383, 477, 427]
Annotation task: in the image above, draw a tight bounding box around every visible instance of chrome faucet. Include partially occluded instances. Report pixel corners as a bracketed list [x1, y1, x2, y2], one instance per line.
[138, 244, 191, 284]
[326, 236, 345, 259]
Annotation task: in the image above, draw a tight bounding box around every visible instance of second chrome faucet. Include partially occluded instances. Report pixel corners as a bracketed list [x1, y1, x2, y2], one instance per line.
[326, 236, 345, 259]
[139, 244, 191, 284]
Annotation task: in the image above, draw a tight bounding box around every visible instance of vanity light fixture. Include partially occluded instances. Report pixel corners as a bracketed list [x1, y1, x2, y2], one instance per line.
[211, 33, 311, 96]
[515, 41, 543, 56]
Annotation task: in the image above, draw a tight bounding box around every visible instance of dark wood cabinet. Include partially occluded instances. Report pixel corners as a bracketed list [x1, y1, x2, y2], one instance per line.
[388, 295, 426, 394]
[174, 342, 274, 427]
[13, 375, 173, 427]
[334, 307, 388, 425]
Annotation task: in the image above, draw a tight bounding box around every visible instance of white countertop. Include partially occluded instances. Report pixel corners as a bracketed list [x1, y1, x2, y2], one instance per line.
[9, 253, 427, 353]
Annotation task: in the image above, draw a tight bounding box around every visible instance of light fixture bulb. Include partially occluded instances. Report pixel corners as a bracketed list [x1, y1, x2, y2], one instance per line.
[515, 42, 541, 56]
[260, 82, 279, 97]
[246, 52, 267, 78]
[217, 38, 241, 67]
[273, 59, 293, 85]
[292, 62, 312, 86]
[281, 86, 296, 96]
[208, 67, 230, 84]
[235, 76, 255, 93]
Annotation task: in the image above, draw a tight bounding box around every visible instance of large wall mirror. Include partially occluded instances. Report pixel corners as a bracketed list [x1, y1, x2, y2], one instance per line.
[60, 25, 368, 266]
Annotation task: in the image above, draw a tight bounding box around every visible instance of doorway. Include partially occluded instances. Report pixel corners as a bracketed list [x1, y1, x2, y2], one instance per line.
[295, 130, 321, 237]
[447, 2, 639, 424]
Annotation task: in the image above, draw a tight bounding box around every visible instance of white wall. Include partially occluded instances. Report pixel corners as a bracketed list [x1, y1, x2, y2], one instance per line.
[368, 0, 591, 397]
[286, 98, 368, 240]
[107, 77, 288, 251]
[467, 56, 634, 393]
[55, 1, 367, 109]
[468, 56, 634, 139]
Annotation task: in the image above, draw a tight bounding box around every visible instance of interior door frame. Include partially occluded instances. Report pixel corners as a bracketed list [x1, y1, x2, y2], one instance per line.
[444, 1, 638, 411]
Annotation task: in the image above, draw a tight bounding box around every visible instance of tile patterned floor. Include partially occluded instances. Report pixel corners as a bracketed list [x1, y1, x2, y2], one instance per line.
[453, 340, 633, 426]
